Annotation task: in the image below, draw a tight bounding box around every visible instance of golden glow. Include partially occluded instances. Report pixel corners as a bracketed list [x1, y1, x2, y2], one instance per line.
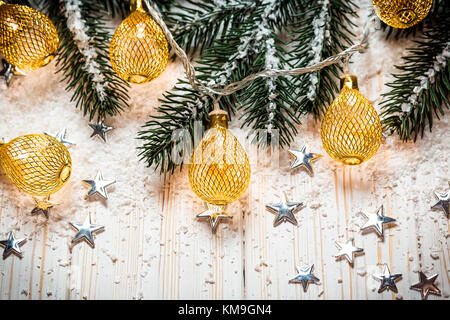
[0, 2, 59, 70]
[373, 0, 432, 29]
[0, 134, 72, 196]
[188, 111, 251, 207]
[321, 75, 382, 165]
[109, 1, 169, 84]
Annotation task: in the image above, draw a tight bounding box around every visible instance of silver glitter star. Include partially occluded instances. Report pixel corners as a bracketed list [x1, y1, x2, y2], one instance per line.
[265, 192, 304, 227]
[31, 196, 58, 219]
[0, 231, 26, 259]
[44, 128, 75, 146]
[82, 170, 116, 200]
[360, 205, 396, 237]
[431, 182, 449, 217]
[288, 264, 320, 292]
[410, 272, 441, 300]
[89, 120, 113, 143]
[335, 238, 364, 265]
[197, 204, 232, 233]
[0, 59, 25, 87]
[287, 143, 322, 175]
[70, 213, 104, 248]
[373, 264, 402, 293]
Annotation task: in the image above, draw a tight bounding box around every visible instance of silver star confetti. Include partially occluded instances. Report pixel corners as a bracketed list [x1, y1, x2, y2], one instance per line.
[0, 231, 26, 259]
[373, 264, 402, 293]
[197, 204, 232, 233]
[89, 120, 113, 143]
[335, 238, 364, 265]
[44, 128, 75, 146]
[410, 271, 441, 300]
[287, 143, 322, 175]
[265, 192, 304, 227]
[0, 59, 25, 87]
[70, 213, 104, 248]
[360, 205, 396, 237]
[431, 182, 449, 217]
[82, 170, 116, 200]
[31, 196, 58, 219]
[288, 264, 320, 292]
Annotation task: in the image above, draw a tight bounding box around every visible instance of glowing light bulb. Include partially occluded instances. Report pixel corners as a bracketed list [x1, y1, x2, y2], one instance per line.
[373, 0, 433, 29]
[109, 0, 169, 84]
[0, 134, 71, 196]
[321, 75, 383, 165]
[0, 1, 59, 70]
[189, 110, 251, 214]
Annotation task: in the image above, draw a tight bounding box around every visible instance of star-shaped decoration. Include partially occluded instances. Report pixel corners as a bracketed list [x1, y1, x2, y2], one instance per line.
[288, 264, 320, 292]
[431, 182, 449, 217]
[197, 204, 232, 233]
[0, 59, 25, 87]
[31, 196, 58, 219]
[360, 205, 396, 237]
[44, 128, 75, 146]
[287, 143, 322, 175]
[373, 264, 402, 293]
[334, 238, 364, 265]
[89, 120, 113, 143]
[265, 192, 304, 227]
[70, 213, 105, 248]
[0, 231, 26, 259]
[410, 271, 441, 300]
[82, 170, 116, 200]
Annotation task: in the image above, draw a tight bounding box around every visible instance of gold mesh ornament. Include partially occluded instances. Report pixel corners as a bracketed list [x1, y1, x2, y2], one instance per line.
[373, 0, 433, 29]
[189, 110, 251, 210]
[109, 0, 169, 84]
[321, 75, 383, 165]
[0, 134, 71, 196]
[0, 1, 59, 70]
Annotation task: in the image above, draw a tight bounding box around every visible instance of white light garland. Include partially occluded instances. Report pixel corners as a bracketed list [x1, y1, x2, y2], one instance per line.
[63, 0, 107, 101]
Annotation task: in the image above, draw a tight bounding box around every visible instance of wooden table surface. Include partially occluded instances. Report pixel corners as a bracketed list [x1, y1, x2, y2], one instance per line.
[0, 2, 448, 300]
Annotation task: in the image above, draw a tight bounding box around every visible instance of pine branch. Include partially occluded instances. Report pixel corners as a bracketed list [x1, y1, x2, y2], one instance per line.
[45, 0, 129, 121]
[101, 0, 129, 18]
[137, 0, 302, 173]
[289, 0, 358, 118]
[165, 0, 259, 56]
[380, 3, 450, 141]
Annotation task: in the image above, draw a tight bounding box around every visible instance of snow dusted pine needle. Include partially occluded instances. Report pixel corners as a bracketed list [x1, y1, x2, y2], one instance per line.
[63, 0, 107, 101]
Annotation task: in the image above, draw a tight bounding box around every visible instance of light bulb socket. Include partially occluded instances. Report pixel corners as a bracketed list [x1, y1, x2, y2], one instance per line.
[340, 75, 358, 90]
[209, 109, 228, 129]
[130, 0, 145, 12]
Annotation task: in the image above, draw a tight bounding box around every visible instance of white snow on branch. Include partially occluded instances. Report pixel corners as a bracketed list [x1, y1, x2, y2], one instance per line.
[207, 0, 281, 131]
[306, 0, 330, 101]
[63, 0, 107, 101]
[401, 43, 450, 113]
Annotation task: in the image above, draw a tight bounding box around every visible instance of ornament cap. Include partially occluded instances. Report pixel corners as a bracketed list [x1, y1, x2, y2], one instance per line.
[209, 109, 228, 129]
[130, 0, 145, 12]
[340, 75, 358, 90]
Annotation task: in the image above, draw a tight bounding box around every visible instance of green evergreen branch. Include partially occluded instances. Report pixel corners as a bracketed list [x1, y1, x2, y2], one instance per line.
[380, 3, 450, 141]
[45, 0, 129, 121]
[289, 0, 358, 118]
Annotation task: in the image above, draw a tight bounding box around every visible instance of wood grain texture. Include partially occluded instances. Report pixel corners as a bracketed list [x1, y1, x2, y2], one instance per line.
[0, 0, 448, 300]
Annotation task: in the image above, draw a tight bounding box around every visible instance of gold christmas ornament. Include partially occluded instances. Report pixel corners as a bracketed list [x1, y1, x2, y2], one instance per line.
[373, 0, 433, 29]
[189, 110, 251, 231]
[321, 75, 382, 165]
[109, 0, 169, 84]
[0, 1, 59, 70]
[0, 134, 71, 197]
